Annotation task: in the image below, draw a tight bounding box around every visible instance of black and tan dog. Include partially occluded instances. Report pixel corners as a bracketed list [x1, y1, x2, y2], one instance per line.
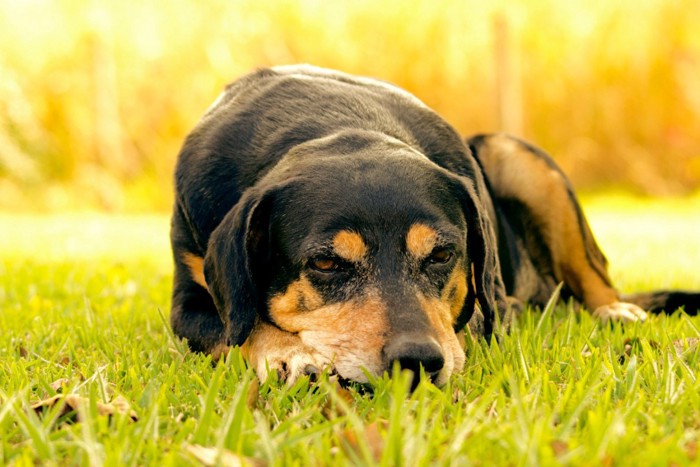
[170, 65, 700, 386]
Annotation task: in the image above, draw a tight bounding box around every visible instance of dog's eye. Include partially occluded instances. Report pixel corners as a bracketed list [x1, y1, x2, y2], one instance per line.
[427, 247, 454, 265]
[309, 257, 340, 273]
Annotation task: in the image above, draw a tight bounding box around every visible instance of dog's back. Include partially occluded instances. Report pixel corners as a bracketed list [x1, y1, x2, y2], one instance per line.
[174, 65, 485, 247]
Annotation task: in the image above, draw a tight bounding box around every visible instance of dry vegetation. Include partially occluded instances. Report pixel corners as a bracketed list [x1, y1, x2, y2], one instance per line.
[1, 0, 699, 210]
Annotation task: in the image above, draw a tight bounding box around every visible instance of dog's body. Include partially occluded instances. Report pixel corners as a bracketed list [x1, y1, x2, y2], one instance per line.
[170, 65, 700, 385]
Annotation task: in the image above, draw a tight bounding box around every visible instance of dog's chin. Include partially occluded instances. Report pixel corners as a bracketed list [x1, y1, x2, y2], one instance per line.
[298, 330, 464, 388]
[332, 361, 377, 385]
[333, 375, 375, 396]
[333, 362, 455, 389]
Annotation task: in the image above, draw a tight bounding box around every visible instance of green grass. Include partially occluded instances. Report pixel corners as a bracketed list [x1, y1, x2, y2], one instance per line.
[1, 197, 700, 465]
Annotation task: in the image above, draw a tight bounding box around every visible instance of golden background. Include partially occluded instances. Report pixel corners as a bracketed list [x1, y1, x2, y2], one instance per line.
[1, 0, 699, 211]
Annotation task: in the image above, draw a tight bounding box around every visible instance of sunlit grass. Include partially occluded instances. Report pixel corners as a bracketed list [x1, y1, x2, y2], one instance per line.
[1, 197, 699, 464]
[582, 193, 700, 292]
[0, 213, 170, 265]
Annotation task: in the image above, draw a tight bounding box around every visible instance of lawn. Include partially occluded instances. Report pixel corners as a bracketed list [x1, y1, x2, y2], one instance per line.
[1, 196, 700, 465]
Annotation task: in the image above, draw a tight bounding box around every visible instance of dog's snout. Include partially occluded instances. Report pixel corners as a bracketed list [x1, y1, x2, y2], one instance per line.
[383, 333, 445, 380]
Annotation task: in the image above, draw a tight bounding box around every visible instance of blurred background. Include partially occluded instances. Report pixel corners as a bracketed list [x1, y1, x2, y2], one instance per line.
[1, 0, 699, 212]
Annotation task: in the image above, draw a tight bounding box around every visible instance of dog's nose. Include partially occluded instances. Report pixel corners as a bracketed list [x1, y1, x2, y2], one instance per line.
[383, 333, 444, 383]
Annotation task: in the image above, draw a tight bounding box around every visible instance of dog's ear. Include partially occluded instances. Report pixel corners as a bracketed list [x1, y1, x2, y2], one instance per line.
[448, 175, 507, 340]
[203, 186, 276, 347]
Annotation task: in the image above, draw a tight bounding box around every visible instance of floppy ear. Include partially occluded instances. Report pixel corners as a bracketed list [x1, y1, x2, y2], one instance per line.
[449, 175, 507, 340]
[203, 187, 275, 347]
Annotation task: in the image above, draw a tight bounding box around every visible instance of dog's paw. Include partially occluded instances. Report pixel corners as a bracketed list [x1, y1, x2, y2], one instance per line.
[593, 301, 648, 323]
[256, 346, 333, 386]
[241, 321, 334, 385]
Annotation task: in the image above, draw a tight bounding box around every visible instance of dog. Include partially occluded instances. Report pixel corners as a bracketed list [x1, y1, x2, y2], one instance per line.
[170, 65, 700, 386]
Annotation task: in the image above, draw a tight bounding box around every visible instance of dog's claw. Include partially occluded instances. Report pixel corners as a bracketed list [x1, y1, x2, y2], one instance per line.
[304, 364, 320, 383]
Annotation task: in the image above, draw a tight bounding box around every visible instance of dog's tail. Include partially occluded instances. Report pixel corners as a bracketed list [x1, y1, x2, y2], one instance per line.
[622, 291, 700, 315]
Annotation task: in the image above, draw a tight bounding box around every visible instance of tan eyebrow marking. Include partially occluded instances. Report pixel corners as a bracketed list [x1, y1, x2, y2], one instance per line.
[406, 223, 438, 259]
[332, 230, 368, 262]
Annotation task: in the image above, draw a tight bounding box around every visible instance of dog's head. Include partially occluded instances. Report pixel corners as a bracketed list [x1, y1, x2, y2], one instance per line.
[204, 132, 504, 385]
